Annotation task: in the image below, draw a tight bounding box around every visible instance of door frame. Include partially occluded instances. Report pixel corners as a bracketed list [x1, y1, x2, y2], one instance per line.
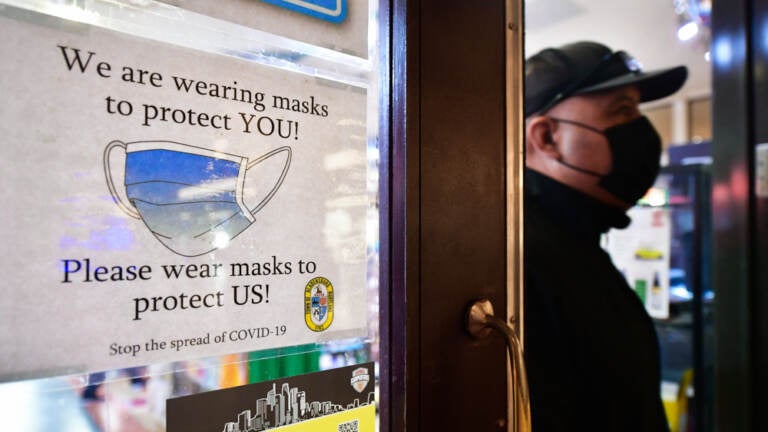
[381, 0, 525, 430]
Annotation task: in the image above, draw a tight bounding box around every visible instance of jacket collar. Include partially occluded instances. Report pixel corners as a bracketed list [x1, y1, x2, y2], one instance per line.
[525, 169, 631, 241]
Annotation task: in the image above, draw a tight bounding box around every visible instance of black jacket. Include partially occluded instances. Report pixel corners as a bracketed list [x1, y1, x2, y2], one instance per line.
[524, 169, 669, 431]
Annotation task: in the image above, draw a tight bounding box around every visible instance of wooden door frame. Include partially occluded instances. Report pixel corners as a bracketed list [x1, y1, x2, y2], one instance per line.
[381, 0, 514, 430]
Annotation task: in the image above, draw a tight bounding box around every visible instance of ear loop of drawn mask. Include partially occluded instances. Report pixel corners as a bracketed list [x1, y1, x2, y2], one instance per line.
[245, 146, 293, 216]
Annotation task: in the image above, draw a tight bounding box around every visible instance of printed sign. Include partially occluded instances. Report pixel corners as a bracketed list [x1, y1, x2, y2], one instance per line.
[0, 7, 368, 381]
[260, 0, 347, 23]
[160, 0, 368, 58]
[605, 207, 672, 319]
[166, 363, 376, 432]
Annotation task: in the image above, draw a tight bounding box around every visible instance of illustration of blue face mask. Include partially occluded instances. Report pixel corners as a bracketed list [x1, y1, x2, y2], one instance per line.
[104, 141, 291, 257]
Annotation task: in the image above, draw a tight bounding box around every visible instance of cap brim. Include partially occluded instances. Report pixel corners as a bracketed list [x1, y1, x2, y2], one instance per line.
[576, 65, 688, 103]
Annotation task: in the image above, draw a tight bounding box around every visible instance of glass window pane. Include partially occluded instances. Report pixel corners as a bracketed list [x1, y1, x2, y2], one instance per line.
[0, 0, 382, 429]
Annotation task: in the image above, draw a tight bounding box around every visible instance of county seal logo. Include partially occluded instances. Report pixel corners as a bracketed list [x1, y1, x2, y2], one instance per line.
[304, 276, 334, 332]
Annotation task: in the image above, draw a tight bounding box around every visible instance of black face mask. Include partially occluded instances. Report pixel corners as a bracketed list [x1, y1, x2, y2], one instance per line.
[548, 115, 662, 204]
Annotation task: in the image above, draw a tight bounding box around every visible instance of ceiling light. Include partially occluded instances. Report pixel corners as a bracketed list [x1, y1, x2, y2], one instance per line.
[677, 21, 699, 41]
[672, 0, 711, 53]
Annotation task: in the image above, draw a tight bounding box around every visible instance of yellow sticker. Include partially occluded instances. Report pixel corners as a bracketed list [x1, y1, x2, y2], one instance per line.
[304, 276, 334, 332]
[272, 404, 375, 432]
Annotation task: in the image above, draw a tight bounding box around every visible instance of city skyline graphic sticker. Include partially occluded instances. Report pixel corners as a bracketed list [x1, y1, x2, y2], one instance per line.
[166, 363, 376, 432]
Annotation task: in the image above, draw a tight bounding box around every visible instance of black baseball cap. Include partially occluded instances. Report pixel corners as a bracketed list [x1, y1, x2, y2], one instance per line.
[525, 41, 688, 117]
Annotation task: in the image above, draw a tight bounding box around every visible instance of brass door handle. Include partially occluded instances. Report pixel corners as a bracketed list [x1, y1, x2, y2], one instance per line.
[466, 299, 531, 432]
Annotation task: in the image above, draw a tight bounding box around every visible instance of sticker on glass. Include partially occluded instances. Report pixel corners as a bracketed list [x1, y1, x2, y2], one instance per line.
[304, 276, 334, 331]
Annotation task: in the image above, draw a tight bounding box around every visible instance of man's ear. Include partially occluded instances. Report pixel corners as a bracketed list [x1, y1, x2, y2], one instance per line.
[526, 116, 561, 159]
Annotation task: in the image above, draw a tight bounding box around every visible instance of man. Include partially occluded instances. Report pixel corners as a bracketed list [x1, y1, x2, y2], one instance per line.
[523, 41, 687, 431]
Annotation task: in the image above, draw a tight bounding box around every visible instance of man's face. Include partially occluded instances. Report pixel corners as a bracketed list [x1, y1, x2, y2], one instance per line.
[525, 85, 643, 208]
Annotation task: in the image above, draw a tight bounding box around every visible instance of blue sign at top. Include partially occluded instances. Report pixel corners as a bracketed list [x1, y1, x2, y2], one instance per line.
[261, 0, 347, 24]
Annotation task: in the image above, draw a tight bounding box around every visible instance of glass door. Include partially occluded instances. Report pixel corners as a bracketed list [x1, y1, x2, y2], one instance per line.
[0, 0, 528, 430]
